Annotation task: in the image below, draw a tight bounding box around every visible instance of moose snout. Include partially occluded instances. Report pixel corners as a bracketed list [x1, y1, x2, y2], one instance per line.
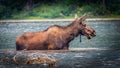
[91, 32, 96, 37]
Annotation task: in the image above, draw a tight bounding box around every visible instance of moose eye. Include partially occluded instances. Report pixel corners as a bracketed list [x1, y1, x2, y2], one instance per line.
[84, 24, 86, 26]
[82, 24, 86, 26]
[87, 30, 90, 32]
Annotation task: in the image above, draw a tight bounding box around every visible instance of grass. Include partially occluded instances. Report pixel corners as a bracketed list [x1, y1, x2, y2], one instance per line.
[94, 15, 120, 18]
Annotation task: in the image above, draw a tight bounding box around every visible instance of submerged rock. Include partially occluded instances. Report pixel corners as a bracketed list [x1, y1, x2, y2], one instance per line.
[1, 56, 10, 62]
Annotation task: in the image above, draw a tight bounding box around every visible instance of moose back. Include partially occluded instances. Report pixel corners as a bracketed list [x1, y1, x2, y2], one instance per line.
[16, 14, 96, 50]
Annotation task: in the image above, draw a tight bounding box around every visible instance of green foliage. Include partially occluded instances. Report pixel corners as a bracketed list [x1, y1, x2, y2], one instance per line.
[80, 4, 110, 17]
[0, 0, 119, 19]
[106, 0, 120, 15]
[0, 5, 6, 18]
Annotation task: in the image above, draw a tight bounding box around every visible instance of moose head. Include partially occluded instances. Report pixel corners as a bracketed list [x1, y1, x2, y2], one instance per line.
[74, 14, 96, 39]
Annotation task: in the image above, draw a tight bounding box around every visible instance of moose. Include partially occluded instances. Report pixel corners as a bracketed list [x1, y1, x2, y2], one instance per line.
[16, 14, 96, 50]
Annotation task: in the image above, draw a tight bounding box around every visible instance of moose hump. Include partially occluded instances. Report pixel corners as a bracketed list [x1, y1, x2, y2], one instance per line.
[16, 14, 96, 50]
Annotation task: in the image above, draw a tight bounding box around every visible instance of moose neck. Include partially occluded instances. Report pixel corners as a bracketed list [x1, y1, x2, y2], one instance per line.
[67, 21, 79, 36]
[65, 20, 80, 40]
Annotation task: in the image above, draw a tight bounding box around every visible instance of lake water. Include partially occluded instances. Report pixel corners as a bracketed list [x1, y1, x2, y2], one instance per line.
[0, 20, 120, 68]
[0, 20, 120, 49]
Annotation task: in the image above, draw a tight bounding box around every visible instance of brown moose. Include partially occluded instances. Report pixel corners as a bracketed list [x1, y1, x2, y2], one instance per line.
[16, 14, 96, 50]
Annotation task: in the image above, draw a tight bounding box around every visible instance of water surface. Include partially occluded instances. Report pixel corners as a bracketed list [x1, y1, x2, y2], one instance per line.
[0, 20, 120, 49]
[0, 20, 120, 68]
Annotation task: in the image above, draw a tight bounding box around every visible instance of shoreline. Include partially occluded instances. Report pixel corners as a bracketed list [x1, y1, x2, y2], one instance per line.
[0, 18, 120, 22]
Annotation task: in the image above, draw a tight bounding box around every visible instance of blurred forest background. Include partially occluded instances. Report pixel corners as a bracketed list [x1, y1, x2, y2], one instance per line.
[0, 0, 120, 19]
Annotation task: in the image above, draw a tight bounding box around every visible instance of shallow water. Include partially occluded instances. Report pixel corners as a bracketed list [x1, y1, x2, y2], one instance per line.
[0, 20, 120, 68]
[0, 20, 120, 49]
[0, 49, 120, 68]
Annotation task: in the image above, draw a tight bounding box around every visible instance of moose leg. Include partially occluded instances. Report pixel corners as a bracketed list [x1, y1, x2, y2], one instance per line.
[16, 43, 27, 50]
[62, 47, 69, 50]
[62, 45, 69, 50]
[62, 44, 70, 50]
[47, 44, 55, 50]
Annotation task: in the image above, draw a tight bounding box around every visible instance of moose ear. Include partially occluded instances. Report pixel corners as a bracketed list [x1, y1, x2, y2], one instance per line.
[79, 13, 87, 21]
[75, 14, 78, 19]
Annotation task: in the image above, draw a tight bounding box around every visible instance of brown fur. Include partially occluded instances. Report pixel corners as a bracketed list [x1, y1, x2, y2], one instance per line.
[16, 14, 96, 50]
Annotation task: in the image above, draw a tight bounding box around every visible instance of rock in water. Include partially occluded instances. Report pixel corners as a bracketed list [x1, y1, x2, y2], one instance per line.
[13, 52, 57, 66]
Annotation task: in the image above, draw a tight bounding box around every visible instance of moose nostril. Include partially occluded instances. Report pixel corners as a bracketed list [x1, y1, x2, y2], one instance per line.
[93, 33, 96, 36]
[94, 34, 96, 36]
[91, 32, 96, 37]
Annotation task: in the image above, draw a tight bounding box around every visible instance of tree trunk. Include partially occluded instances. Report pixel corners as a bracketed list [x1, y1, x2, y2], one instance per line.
[102, 0, 106, 7]
[24, 0, 34, 10]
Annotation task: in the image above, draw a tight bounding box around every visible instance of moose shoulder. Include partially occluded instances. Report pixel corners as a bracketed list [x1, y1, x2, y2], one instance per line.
[16, 14, 96, 50]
